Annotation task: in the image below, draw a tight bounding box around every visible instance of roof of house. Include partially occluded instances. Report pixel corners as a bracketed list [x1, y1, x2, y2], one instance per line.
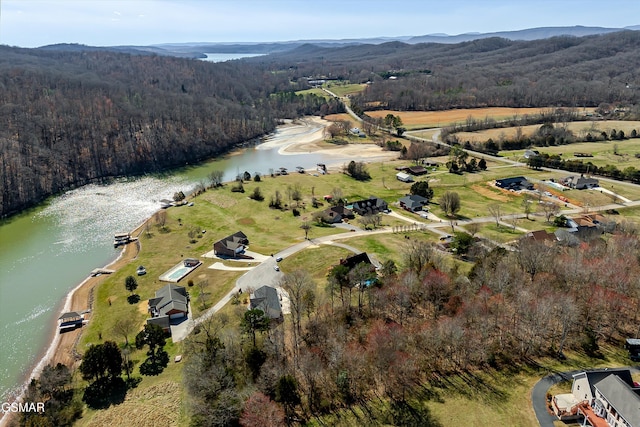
[626, 338, 640, 346]
[574, 369, 635, 398]
[340, 252, 372, 270]
[352, 197, 387, 214]
[407, 166, 429, 175]
[396, 172, 412, 180]
[250, 285, 282, 319]
[496, 176, 528, 186]
[399, 194, 429, 210]
[215, 231, 249, 252]
[575, 176, 599, 184]
[330, 205, 354, 216]
[525, 230, 556, 242]
[149, 284, 188, 316]
[593, 374, 640, 427]
[147, 315, 170, 330]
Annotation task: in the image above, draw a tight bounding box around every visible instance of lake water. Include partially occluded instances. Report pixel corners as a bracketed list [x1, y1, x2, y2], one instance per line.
[0, 120, 358, 407]
[200, 53, 265, 62]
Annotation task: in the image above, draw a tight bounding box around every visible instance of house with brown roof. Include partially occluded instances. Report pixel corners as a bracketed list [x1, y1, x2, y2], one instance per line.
[524, 230, 556, 244]
[214, 231, 249, 258]
[322, 205, 355, 224]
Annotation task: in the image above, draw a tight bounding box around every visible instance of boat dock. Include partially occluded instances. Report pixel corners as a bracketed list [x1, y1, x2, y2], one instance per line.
[90, 268, 115, 277]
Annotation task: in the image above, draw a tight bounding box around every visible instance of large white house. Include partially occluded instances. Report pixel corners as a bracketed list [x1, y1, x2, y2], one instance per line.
[552, 369, 640, 427]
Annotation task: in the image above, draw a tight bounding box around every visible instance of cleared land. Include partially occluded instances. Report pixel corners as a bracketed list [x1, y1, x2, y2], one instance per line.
[456, 120, 640, 144]
[501, 138, 640, 171]
[324, 83, 367, 97]
[365, 108, 572, 130]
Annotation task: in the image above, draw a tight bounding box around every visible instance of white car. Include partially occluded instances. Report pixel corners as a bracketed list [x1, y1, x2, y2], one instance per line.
[274, 265, 280, 271]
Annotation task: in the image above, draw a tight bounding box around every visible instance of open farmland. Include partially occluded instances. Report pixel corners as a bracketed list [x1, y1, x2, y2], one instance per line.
[455, 120, 640, 144]
[323, 113, 355, 123]
[499, 137, 640, 171]
[325, 83, 367, 97]
[365, 107, 564, 130]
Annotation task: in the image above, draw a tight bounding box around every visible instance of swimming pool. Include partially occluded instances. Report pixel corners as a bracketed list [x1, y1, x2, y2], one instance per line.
[159, 261, 201, 283]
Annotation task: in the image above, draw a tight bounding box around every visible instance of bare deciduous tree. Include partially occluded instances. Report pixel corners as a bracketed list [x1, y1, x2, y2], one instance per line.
[439, 191, 461, 217]
[488, 203, 501, 227]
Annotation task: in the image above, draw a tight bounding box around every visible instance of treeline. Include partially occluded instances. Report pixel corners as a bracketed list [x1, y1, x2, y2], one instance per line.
[0, 46, 341, 217]
[528, 153, 640, 182]
[252, 31, 640, 111]
[183, 229, 640, 425]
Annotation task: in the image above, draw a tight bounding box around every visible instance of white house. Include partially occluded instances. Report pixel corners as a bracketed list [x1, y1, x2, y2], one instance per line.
[552, 369, 640, 426]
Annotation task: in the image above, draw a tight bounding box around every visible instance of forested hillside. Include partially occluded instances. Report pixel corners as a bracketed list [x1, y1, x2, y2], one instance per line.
[5, 30, 640, 217]
[253, 31, 640, 111]
[0, 47, 341, 217]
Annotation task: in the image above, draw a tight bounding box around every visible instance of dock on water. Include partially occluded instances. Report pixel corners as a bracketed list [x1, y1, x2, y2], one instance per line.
[90, 268, 115, 277]
[58, 311, 89, 332]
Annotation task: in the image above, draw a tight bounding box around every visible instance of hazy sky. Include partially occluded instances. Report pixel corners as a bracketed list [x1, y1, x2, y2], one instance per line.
[2, 0, 640, 48]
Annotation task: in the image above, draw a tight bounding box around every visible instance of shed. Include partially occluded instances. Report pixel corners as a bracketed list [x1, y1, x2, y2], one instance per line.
[396, 172, 414, 183]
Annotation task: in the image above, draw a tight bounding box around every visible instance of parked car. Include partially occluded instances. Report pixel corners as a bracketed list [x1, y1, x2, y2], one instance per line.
[136, 266, 147, 276]
[274, 265, 280, 271]
[276, 256, 283, 262]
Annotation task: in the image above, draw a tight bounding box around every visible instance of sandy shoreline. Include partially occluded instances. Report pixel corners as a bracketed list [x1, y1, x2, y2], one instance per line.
[258, 116, 399, 165]
[0, 116, 399, 426]
[0, 220, 147, 427]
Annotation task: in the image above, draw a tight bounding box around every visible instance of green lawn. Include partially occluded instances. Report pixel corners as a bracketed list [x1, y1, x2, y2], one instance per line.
[501, 138, 640, 170]
[73, 152, 640, 427]
[295, 87, 330, 98]
[309, 343, 631, 427]
[324, 82, 367, 97]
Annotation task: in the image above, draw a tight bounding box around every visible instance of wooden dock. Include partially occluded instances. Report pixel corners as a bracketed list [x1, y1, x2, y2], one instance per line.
[90, 268, 115, 277]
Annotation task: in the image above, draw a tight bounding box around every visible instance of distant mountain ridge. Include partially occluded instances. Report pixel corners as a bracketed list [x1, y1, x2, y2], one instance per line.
[408, 25, 638, 44]
[37, 25, 639, 59]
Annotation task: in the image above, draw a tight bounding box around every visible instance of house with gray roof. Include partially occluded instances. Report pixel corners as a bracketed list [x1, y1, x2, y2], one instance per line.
[352, 197, 388, 216]
[592, 374, 640, 427]
[398, 194, 429, 212]
[562, 174, 599, 189]
[495, 176, 533, 190]
[249, 286, 282, 320]
[147, 284, 189, 332]
[553, 369, 640, 426]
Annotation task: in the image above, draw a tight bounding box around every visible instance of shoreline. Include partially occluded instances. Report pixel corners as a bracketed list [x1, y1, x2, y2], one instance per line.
[0, 219, 147, 427]
[0, 116, 398, 426]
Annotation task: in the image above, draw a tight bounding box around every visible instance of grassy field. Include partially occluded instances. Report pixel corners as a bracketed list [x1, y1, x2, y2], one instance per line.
[74, 149, 640, 426]
[309, 343, 632, 427]
[324, 82, 367, 97]
[365, 108, 573, 130]
[500, 137, 640, 170]
[456, 120, 640, 144]
[295, 87, 330, 98]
